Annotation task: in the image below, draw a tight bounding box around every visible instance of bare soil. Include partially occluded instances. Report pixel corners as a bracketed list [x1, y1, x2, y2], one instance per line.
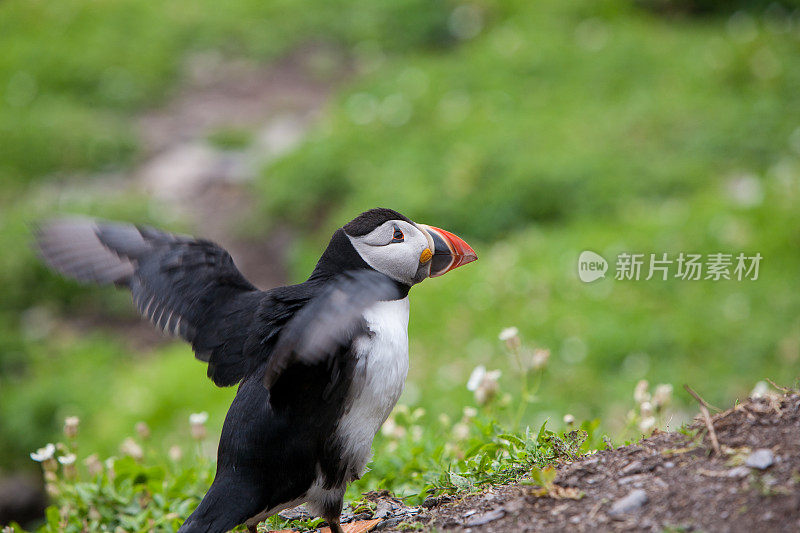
[364, 392, 800, 532]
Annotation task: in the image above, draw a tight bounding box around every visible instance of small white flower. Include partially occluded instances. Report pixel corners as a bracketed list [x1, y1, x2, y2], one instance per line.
[462, 406, 478, 419]
[30, 443, 56, 462]
[63, 416, 80, 439]
[639, 416, 656, 434]
[499, 327, 521, 351]
[189, 412, 209, 426]
[120, 437, 144, 461]
[453, 422, 470, 441]
[105, 457, 117, 480]
[498, 327, 519, 341]
[467, 365, 502, 405]
[488, 368, 504, 385]
[634, 379, 651, 405]
[750, 380, 769, 398]
[563, 414, 575, 426]
[84, 454, 103, 476]
[380, 417, 406, 439]
[135, 421, 151, 440]
[652, 384, 673, 409]
[168, 445, 183, 462]
[58, 453, 76, 465]
[531, 348, 550, 370]
[640, 401, 654, 418]
[467, 365, 487, 391]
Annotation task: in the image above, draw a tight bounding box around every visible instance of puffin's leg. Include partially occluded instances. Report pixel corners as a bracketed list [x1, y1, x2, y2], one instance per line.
[320, 493, 345, 533]
[245, 509, 269, 533]
[327, 517, 345, 533]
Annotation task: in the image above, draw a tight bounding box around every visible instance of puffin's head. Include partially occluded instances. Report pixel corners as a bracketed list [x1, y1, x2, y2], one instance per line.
[342, 208, 477, 286]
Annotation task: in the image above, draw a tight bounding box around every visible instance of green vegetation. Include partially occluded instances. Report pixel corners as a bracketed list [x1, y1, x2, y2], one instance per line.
[1, 0, 800, 529]
[10, 398, 598, 532]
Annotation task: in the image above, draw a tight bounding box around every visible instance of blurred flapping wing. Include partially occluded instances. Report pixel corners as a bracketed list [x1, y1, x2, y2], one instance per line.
[35, 217, 262, 386]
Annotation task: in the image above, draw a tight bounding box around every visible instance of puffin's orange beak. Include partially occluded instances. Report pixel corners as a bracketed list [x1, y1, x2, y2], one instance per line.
[418, 224, 477, 277]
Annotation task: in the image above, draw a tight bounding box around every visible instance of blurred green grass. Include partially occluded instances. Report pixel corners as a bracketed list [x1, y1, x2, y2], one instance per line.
[1, 0, 800, 502]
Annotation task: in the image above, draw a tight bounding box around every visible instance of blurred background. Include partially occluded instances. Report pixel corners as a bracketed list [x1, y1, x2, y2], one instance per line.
[2, 0, 800, 526]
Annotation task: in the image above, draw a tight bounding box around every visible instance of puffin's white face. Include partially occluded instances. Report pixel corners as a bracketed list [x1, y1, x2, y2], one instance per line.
[346, 219, 434, 286]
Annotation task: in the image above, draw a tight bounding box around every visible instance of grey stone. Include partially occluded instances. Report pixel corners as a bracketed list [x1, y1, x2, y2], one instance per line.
[463, 509, 505, 526]
[278, 504, 312, 520]
[608, 489, 648, 516]
[374, 517, 403, 530]
[621, 460, 643, 475]
[745, 448, 775, 470]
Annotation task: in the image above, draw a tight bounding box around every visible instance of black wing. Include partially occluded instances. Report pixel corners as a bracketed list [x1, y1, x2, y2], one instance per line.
[263, 270, 401, 390]
[35, 217, 266, 386]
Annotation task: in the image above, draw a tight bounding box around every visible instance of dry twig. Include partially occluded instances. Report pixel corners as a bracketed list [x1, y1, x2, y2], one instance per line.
[765, 378, 791, 394]
[684, 385, 721, 456]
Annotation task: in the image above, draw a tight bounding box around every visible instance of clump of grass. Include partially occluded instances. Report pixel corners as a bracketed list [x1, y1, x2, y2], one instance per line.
[13, 414, 215, 532]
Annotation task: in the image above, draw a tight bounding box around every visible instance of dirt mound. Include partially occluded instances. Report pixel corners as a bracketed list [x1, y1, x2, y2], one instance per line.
[387, 391, 800, 532]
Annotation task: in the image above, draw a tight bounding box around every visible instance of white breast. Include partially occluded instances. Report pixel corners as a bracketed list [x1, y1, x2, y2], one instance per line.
[335, 296, 410, 479]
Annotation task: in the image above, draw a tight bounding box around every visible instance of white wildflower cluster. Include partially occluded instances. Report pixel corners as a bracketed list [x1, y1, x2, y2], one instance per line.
[464, 326, 551, 410]
[30, 416, 85, 495]
[30, 412, 208, 499]
[190, 411, 209, 441]
[631, 380, 673, 434]
[467, 365, 502, 405]
[380, 405, 426, 452]
[499, 326, 550, 373]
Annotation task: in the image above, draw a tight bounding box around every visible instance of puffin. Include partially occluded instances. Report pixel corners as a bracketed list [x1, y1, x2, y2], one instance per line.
[35, 208, 477, 533]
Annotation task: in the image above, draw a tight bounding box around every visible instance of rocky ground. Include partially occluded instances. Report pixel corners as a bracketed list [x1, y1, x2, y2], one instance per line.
[317, 390, 800, 533]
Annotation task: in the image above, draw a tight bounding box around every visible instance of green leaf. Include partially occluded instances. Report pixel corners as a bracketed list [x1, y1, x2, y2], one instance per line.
[530, 465, 557, 487]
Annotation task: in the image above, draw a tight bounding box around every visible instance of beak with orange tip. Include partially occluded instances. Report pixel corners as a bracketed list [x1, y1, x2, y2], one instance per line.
[417, 224, 478, 277]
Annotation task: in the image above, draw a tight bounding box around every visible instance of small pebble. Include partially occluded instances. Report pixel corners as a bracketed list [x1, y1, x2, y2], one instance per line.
[664, 461, 675, 469]
[463, 509, 505, 526]
[374, 517, 403, 530]
[621, 460, 643, 475]
[727, 466, 751, 478]
[608, 489, 648, 516]
[745, 448, 775, 470]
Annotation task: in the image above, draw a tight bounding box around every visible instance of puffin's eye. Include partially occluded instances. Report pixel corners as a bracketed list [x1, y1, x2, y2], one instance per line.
[391, 228, 404, 243]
